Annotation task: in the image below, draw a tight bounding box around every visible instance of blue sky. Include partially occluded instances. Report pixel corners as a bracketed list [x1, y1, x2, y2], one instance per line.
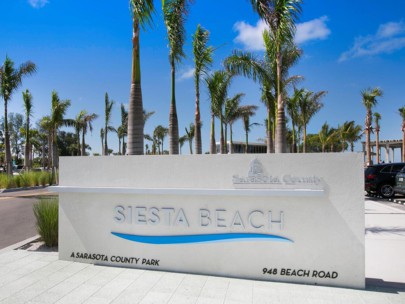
[1, 0, 405, 159]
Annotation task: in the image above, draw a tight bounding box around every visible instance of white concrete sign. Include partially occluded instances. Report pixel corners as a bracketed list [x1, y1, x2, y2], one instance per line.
[51, 154, 365, 288]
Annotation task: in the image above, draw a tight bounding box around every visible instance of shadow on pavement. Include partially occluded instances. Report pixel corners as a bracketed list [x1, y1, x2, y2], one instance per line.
[366, 278, 405, 293]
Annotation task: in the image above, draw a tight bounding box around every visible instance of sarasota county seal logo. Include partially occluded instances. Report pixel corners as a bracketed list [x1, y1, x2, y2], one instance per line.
[233, 158, 323, 190]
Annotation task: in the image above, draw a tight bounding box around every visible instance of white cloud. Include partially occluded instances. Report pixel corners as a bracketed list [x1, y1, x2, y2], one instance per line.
[295, 16, 331, 44]
[233, 17, 331, 51]
[178, 67, 195, 81]
[28, 0, 49, 9]
[233, 20, 268, 51]
[340, 21, 405, 62]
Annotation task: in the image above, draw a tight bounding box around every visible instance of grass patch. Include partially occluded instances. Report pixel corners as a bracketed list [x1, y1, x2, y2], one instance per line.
[33, 197, 58, 247]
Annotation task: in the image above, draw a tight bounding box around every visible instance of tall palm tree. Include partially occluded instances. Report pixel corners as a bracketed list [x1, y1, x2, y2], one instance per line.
[73, 110, 86, 156]
[224, 95, 258, 154]
[81, 112, 98, 156]
[22, 89, 33, 169]
[373, 112, 381, 163]
[50, 91, 71, 170]
[103, 93, 114, 156]
[119, 104, 128, 155]
[100, 128, 105, 154]
[39, 116, 52, 169]
[224, 29, 301, 154]
[242, 110, 260, 154]
[184, 123, 195, 154]
[193, 24, 213, 154]
[249, 0, 302, 153]
[205, 70, 233, 154]
[163, 0, 192, 155]
[298, 89, 326, 153]
[0, 56, 36, 174]
[127, 0, 155, 155]
[399, 107, 405, 162]
[362, 87, 383, 165]
[287, 87, 304, 153]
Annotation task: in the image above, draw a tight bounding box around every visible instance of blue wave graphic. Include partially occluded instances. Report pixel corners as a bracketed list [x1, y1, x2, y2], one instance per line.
[111, 232, 293, 244]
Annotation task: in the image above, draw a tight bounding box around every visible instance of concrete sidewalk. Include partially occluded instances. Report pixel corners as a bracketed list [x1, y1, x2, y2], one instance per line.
[0, 199, 404, 304]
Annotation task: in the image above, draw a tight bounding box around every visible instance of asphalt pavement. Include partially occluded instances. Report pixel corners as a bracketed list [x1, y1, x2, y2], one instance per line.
[0, 188, 55, 249]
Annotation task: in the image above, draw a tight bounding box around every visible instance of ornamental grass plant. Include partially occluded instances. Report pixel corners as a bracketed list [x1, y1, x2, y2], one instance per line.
[0, 171, 53, 189]
[33, 197, 58, 247]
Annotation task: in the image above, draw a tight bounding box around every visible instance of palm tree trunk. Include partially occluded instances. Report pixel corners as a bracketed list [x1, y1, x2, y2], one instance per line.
[210, 113, 216, 154]
[81, 130, 86, 156]
[266, 108, 271, 153]
[376, 130, 380, 163]
[127, 19, 144, 155]
[104, 129, 108, 155]
[220, 118, 225, 154]
[402, 123, 405, 162]
[291, 122, 296, 153]
[275, 50, 287, 153]
[245, 130, 248, 154]
[24, 117, 30, 170]
[366, 109, 372, 165]
[195, 77, 202, 154]
[4, 100, 12, 175]
[275, 106, 287, 153]
[229, 124, 234, 154]
[122, 136, 126, 155]
[169, 57, 179, 155]
[303, 124, 307, 153]
[224, 124, 228, 154]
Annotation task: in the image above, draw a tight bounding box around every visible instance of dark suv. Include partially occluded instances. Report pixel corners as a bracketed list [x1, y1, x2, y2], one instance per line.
[365, 162, 405, 198]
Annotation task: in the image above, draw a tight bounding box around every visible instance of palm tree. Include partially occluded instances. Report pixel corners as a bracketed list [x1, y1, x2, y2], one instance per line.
[184, 123, 195, 154]
[318, 122, 335, 153]
[73, 110, 86, 156]
[193, 24, 213, 154]
[224, 29, 302, 154]
[39, 116, 52, 169]
[399, 107, 405, 162]
[81, 112, 98, 156]
[22, 89, 33, 169]
[224, 95, 258, 154]
[373, 112, 381, 163]
[0, 56, 36, 174]
[298, 89, 326, 153]
[50, 91, 71, 170]
[100, 128, 104, 154]
[153, 125, 168, 155]
[163, 0, 192, 155]
[287, 87, 304, 153]
[362, 87, 383, 165]
[103, 93, 114, 156]
[127, 0, 155, 155]
[205, 70, 233, 154]
[338, 121, 357, 152]
[242, 110, 260, 153]
[248, 0, 302, 153]
[346, 122, 363, 152]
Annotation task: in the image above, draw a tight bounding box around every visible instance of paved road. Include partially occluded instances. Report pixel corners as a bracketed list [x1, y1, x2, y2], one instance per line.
[0, 188, 55, 249]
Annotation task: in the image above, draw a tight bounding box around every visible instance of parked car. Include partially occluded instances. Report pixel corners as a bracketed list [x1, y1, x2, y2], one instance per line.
[365, 162, 405, 198]
[394, 167, 405, 195]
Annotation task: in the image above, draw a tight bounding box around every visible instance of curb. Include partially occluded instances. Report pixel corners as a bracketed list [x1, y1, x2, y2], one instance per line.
[0, 235, 40, 254]
[0, 186, 50, 194]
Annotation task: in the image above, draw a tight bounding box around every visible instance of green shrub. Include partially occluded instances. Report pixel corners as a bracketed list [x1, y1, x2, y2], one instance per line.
[33, 198, 58, 247]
